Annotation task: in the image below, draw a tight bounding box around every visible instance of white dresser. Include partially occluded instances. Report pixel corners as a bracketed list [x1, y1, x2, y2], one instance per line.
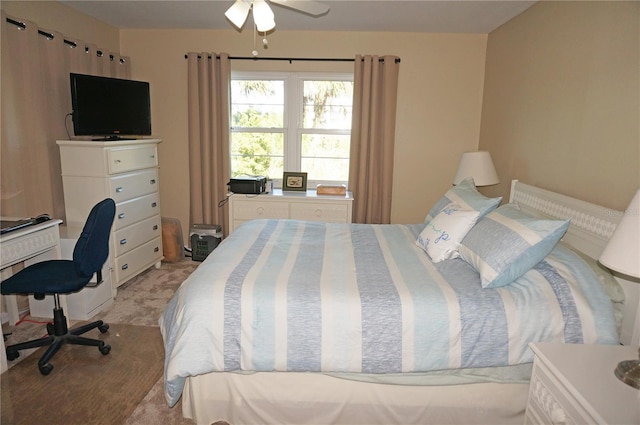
[525, 343, 639, 425]
[57, 139, 163, 292]
[228, 189, 353, 233]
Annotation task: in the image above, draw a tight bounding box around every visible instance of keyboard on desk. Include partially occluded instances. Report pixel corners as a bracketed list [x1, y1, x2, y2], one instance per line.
[0, 219, 35, 235]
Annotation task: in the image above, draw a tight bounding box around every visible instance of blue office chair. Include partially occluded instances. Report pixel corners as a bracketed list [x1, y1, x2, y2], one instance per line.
[1, 198, 116, 375]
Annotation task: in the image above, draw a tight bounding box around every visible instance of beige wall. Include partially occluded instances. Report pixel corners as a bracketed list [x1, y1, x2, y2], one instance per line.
[120, 29, 488, 235]
[5, 1, 638, 234]
[479, 1, 640, 212]
[1, 1, 488, 238]
[1, 1, 119, 51]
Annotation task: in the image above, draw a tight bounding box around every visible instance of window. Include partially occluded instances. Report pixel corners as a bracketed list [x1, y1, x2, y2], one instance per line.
[230, 72, 353, 188]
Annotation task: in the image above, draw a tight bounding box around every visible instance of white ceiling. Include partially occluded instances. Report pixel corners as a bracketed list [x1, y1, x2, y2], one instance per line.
[60, 1, 537, 34]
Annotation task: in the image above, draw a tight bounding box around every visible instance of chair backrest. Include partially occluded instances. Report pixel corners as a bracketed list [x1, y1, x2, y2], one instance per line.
[73, 198, 116, 277]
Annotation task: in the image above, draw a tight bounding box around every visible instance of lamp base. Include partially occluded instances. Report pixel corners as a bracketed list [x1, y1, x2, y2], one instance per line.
[614, 359, 640, 389]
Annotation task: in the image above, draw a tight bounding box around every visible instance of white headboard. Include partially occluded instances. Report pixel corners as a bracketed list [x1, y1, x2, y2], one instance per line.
[509, 180, 638, 346]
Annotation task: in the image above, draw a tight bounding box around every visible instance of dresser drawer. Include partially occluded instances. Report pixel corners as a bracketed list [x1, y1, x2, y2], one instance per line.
[112, 215, 161, 256]
[113, 193, 160, 230]
[290, 202, 349, 222]
[109, 169, 159, 202]
[108, 145, 158, 174]
[113, 237, 162, 285]
[233, 200, 289, 220]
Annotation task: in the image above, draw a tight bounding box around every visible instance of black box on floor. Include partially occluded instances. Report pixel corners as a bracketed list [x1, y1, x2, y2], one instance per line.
[190, 224, 222, 262]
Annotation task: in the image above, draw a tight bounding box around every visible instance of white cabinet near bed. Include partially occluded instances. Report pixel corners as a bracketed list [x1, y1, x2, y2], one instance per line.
[57, 139, 163, 294]
[228, 188, 353, 233]
[525, 343, 639, 425]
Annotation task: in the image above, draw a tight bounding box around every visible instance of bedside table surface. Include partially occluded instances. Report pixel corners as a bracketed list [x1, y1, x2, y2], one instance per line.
[530, 343, 639, 424]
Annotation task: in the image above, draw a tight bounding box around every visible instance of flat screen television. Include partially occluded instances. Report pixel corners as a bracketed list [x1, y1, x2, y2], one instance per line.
[70, 73, 151, 140]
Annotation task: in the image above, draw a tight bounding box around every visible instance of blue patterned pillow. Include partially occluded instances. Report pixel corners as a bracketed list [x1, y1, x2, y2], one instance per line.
[425, 178, 502, 224]
[458, 203, 570, 288]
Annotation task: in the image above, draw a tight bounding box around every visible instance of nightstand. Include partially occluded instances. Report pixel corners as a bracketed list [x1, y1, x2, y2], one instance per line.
[525, 343, 639, 425]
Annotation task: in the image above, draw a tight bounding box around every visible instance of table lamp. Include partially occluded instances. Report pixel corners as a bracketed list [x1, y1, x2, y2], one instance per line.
[599, 188, 640, 389]
[453, 151, 499, 186]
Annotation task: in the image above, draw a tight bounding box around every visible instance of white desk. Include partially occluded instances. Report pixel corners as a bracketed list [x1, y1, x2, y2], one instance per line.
[0, 219, 63, 373]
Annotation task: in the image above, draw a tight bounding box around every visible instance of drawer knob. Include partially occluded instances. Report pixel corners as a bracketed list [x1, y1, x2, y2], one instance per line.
[120, 238, 127, 245]
[118, 213, 125, 219]
[114, 159, 122, 163]
[154, 246, 159, 252]
[152, 202, 157, 208]
[314, 209, 322, 217]
[116, 187, 124, 193]
[153, 225, 159, 231]
[150, 179, 156, 185]
[121, 264, 128, 270]
[257, 207, 265, 215]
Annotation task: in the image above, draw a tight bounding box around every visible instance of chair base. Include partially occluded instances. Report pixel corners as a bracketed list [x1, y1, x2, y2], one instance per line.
[5, 307, 111, 375]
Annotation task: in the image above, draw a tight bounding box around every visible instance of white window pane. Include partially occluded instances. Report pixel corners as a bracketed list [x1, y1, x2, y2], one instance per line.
[301, 134, 350, 181]
[301, 157, 349, 181]
[230, 132, 284, 178]
[231, 80, 284, 128]
[232, 104, 283, 128]
[302, 80, 353, 130]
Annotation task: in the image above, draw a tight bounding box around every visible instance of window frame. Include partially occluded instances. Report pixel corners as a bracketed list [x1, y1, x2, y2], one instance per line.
[230, 71, 353, 189]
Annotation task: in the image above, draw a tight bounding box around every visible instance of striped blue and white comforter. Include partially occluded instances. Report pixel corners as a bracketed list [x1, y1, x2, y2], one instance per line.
[160, 219, 618, 407]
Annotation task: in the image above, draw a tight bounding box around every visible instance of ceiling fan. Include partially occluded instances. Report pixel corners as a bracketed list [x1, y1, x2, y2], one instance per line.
[225, 0, 330, 32]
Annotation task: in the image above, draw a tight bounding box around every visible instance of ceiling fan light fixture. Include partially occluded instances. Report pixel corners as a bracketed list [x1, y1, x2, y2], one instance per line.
[253, 0, 276, 32]
[225, 0, 251, 30]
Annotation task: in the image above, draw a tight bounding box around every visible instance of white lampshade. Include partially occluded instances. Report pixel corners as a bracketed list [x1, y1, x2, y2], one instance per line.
[599, 189, 640, 278]
[225, 0, 251, 30]
[253, 0, 276, 32]
[453, 151, 499, 186]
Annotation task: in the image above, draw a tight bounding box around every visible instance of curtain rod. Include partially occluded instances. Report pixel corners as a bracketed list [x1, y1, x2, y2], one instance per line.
[5, 17, 126, 63]
[185, 54, 400, 64]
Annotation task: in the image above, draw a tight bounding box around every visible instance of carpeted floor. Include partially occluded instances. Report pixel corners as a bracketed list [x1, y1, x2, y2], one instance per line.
[1, 324, 163, 425]
[1, 259, 200, 425]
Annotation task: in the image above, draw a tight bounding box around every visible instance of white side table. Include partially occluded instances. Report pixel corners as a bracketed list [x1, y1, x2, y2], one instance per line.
[525, 343, 639, 425]
[228, 189, 354, 233]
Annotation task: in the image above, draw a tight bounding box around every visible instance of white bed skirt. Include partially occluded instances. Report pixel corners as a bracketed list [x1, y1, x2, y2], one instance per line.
[182, 372, 529, 425]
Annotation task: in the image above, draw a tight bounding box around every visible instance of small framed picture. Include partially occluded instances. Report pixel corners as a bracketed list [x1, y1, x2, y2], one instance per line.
[283, 172, 307, 191]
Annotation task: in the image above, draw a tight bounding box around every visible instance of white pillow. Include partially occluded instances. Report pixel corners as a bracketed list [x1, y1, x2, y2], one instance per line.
[416, 203, 480, 263]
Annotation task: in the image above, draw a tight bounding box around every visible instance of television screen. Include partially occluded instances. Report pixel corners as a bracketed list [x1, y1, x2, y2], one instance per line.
[70, 73, 151, 139]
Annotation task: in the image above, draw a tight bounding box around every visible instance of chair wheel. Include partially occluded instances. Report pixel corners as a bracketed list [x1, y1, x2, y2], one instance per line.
[39, 363, 53, 375]
[99, 343, 111, 355]
[98, 324, 109, 333]
[6, 349, 19, 361]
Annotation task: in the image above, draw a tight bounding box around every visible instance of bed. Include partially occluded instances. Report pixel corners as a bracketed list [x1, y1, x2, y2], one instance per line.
[160, 180, 631, 425]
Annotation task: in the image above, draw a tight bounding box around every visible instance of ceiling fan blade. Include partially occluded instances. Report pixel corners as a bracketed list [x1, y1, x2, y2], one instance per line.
[253, 0, 276, 32]
[268, 0, 330, 16]
[225, 0, 251, 30]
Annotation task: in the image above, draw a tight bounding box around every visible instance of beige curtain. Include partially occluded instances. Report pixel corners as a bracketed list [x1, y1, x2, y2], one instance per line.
[0, 12, 130, 221]
[349, 55, 400, 224]
[186, 52, 231, 236]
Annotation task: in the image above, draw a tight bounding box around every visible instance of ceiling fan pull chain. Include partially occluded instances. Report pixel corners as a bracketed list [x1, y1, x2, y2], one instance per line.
[252, 21, 258, 57]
